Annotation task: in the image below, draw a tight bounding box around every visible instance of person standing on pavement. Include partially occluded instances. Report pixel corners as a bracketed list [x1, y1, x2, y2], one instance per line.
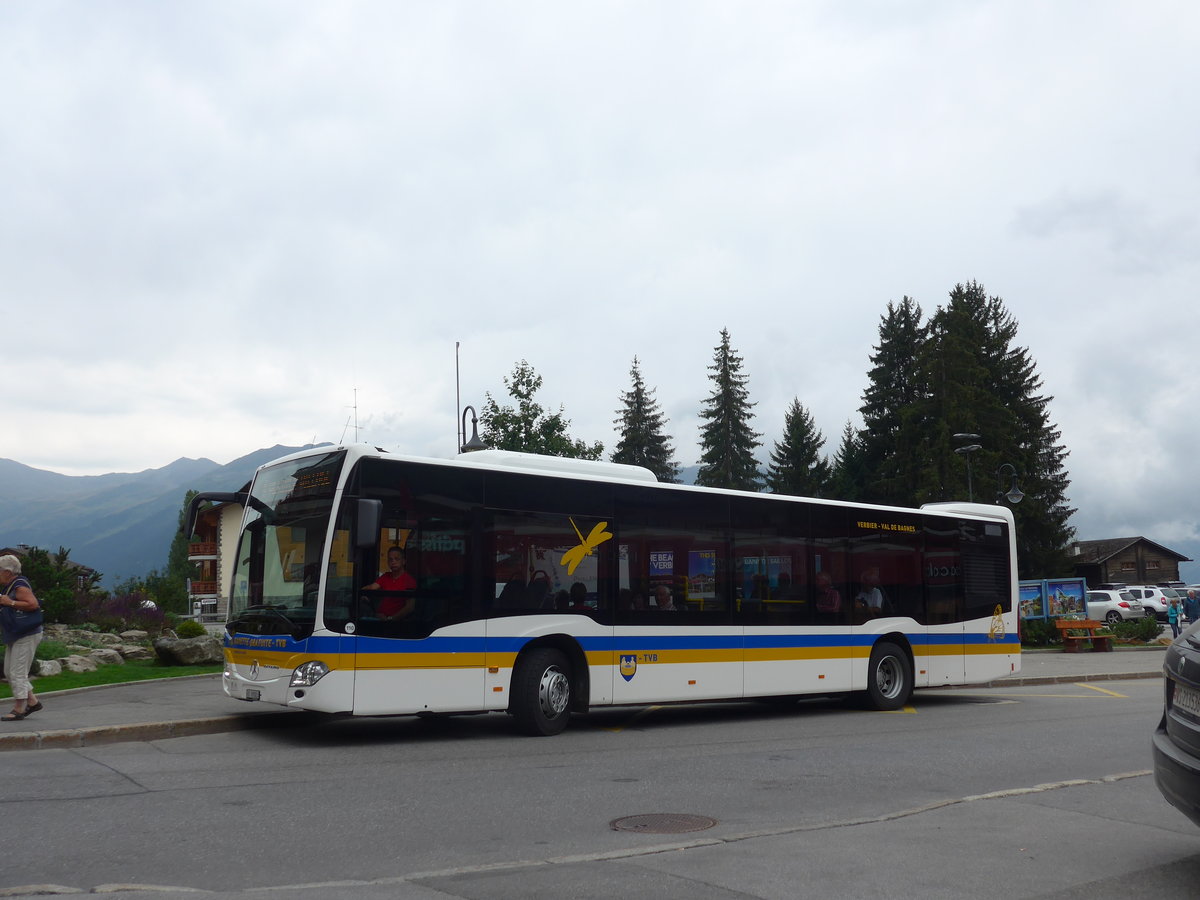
[0, 554, 44, 721]
[1185, 589, 1200, 626]
[1167, 597, 1182, 639]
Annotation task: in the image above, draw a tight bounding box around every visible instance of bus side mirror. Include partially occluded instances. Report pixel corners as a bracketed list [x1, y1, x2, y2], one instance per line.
[355, 499, 382, 550]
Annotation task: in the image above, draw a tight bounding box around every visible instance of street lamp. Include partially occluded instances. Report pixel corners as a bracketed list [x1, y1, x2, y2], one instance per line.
[953, 434, 982, 502]
[460, 405, 487, 453]
[996, 463, 1025, 504]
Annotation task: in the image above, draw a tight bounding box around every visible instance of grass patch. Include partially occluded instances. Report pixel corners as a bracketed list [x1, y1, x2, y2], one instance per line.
[0, 658, 222, 700]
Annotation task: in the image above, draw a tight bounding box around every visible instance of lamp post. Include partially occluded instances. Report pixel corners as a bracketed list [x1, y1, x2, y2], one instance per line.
[460, 405, 487, 453]
[996, 463, 1025, 504]
[952, 433, 982, 502]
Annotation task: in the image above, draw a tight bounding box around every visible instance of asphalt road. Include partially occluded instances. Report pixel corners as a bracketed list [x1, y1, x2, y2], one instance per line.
[3, 674, 1196, 899]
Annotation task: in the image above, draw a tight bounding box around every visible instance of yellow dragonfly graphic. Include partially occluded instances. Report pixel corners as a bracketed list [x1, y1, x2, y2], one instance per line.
[560, 517, 614, 575]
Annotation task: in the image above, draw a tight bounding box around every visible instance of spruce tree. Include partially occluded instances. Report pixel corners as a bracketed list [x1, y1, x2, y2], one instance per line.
[858, 297, 926, 506]
[695, 328, 763, 490]
[828, 420, 867, 501]
[911, 282, 1075, 576]
[764, 398, 831, 497]
[612, 357, 681, 482]
[481, 360, 604, 459]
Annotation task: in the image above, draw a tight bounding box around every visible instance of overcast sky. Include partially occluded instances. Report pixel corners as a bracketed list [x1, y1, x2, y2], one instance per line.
[6, 2, 1200, 575]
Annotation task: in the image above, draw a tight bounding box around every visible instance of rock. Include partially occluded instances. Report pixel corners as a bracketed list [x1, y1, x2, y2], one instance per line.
[89, 648, 125, 666]
[115, 645, 155, 660]
[120, 630, 150, 641]
[62, 655, 99, 673]
[96, 633, 122, 646]
[154, 635, 224, 666]
[33, 658, 62, 677]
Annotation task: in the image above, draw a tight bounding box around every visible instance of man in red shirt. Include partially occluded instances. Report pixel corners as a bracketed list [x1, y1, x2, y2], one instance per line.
[363, 546, 416, 619]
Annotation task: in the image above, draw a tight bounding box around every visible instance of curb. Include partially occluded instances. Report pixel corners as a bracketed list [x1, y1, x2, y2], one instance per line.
[0, 710, 316, 752]
[985, 670, 1163, 688]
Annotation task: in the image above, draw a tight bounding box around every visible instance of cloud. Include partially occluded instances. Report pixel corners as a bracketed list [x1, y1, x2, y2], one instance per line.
[4, 1, 1200, 575]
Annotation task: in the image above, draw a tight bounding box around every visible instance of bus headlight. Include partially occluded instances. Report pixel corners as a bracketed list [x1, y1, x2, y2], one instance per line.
[290, 660, 330, 687]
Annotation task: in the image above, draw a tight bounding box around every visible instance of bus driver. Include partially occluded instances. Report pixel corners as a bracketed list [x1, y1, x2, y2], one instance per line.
[362, 546, 416, 619]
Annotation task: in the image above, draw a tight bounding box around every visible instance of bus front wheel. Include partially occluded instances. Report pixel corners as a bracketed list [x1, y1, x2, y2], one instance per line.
[511, 648, 572, 736]
[866, 641, 912, 711]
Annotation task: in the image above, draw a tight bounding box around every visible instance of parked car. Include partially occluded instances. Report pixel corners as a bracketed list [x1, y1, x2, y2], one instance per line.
[1086, 590, 1146, 624]
[1153, 621, 1200, 828]
[1124, 585, 1181, 622]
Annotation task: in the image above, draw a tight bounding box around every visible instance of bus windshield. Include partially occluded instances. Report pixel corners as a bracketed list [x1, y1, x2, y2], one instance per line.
[226, 451, 345, 639]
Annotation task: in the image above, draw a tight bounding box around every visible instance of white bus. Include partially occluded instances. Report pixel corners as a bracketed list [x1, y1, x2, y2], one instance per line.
[187, 444, 1019, 735]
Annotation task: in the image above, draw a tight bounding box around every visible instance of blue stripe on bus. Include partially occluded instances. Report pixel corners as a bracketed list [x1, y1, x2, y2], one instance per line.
[228, 630, 1019, 656]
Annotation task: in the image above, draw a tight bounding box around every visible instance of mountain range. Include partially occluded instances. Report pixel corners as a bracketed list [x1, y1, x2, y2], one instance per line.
[0, 445, 320, 584]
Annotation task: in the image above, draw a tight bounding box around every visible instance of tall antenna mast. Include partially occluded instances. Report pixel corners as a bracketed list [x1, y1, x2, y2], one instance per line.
[456, 341, 462, 453]
[340, 388, 360, 444]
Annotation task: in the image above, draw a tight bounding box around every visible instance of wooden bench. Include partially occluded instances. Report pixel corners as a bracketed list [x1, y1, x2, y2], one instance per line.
[1054, 617, 1114, 653]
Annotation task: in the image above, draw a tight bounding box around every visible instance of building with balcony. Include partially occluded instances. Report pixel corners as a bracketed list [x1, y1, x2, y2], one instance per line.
[187, 499, 244, 622]
[1069, 537, 1192, 586]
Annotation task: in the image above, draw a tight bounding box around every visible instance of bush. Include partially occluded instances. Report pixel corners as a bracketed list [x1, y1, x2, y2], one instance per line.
[35, 639, 72, 659]
[40, 586, 78, 624]
[1021, 618, 1060, 647]
[174, 619, 207, 638]
[1112, 616, 1163, 642]
[75, 592, 166, 635]
[0, 638, 72, 667]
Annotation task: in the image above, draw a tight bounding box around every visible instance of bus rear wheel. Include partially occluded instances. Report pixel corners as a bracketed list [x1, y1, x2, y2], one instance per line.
[866, 641, 912, 711]
[511, 648, 572, 736]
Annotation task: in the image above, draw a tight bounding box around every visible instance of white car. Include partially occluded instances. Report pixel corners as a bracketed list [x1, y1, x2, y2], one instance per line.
[1086, 589, 1146, 624]
[1124, 585, 1181, 623]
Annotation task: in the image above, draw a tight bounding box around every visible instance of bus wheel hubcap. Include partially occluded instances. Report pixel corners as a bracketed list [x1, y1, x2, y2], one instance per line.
[877, 658, 901, 699]
[539, 667, 569, 717]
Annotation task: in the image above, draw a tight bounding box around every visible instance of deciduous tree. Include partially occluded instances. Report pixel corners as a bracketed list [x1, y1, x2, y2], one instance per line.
[481, 360, 604, 459]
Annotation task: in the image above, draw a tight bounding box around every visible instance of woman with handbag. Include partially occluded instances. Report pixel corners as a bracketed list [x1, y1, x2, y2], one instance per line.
[0, 554, 44, 721]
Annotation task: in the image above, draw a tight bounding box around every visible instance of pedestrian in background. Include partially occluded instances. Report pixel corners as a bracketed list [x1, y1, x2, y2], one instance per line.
[0, 554, 44, 721]
[1185, 589, 1200, 626]
[1167, 597, 1182, 639]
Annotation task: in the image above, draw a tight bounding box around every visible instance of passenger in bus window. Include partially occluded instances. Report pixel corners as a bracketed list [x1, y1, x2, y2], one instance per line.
[569, 582, 590, 610]
[774, 571, 799, 602]
[854, 567, 891, 618]
[618, 588, 645, 610]
[814, 571, 842, 614]
[362, 546, 416, 619]
[653, 584, 684, 611]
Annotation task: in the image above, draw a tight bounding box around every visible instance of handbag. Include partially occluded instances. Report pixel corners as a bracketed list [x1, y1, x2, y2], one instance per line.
[0, 576, 43, 643]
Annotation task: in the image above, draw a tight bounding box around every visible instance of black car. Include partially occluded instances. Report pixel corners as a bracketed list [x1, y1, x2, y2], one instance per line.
[1153, 619, 1200, 827]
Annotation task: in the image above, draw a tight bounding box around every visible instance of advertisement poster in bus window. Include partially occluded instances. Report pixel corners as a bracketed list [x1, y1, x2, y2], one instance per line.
[1020, 583, 1045, 619]
[741, 556, 792, 600]
[649, 550, 674, 591]
[1047, 579, 1085, 616]
[688, 550, 717, 602]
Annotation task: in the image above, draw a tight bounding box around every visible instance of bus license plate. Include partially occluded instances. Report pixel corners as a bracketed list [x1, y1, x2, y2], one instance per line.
[245, 689, 261, 701]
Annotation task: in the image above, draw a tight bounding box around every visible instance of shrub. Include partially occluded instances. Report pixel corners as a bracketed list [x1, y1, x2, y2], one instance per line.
[175, 619, 207, 639]
[0, 638, 71, 666]
[75, 592, 166, 635]
[35, 639, 71, 660]
[1021, 618, 1060, 647]
[1112, 616, 1162, 642]
[40, 586, 78, 624]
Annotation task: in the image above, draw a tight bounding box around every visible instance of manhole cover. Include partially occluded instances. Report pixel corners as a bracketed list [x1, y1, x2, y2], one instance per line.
[610, 813, 718, 834]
